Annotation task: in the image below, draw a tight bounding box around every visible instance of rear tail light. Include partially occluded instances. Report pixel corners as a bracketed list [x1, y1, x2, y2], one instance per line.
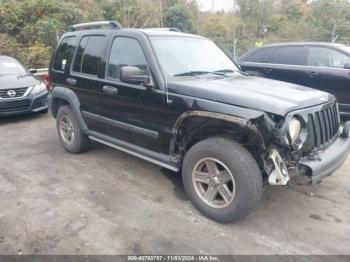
[44, 73, 52, 92]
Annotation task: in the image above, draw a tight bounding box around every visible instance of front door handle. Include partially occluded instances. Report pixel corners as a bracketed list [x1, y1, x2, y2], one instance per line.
[102, 85, 118, 95]
[66, 78, 77, 86]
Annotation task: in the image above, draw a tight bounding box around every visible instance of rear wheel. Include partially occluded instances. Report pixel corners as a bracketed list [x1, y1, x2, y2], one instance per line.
[182, 137, 263, 223]
[56, 105, 90, 153]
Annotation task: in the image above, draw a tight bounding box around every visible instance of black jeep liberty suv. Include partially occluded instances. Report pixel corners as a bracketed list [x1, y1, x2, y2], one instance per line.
[48, 21, 350, 223]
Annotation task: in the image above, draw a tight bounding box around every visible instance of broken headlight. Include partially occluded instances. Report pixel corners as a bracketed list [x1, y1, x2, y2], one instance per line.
[288, 117, 301, 144]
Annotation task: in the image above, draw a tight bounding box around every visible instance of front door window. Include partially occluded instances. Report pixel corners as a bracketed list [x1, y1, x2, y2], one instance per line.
[107, 37, 149, 80]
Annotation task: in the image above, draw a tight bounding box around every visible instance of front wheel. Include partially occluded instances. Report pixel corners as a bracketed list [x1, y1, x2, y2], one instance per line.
[182, 137, 263, 223]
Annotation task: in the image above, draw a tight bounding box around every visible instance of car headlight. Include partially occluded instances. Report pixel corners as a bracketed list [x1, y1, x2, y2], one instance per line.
[31, 82, 47, 95]
[288, 117, 301, 144]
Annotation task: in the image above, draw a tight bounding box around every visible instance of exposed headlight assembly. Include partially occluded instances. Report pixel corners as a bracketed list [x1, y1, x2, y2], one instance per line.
[31, 82, 47, 95]
[288, 117, 301, 144]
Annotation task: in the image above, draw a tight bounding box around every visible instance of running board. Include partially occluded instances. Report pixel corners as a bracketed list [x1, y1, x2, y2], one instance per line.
[87, 131, 179, 172]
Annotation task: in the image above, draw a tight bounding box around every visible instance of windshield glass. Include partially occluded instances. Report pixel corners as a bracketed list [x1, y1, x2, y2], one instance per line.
[0, 57, 27, 75]
[340, 45, 350, 54]
[150, 36, 239, 76]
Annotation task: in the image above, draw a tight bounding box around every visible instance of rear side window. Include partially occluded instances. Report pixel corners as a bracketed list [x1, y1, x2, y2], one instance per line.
[245, 48, 274, 63]
[268, 46, 304, 65]
[53, 36, 76, 71]
[307, 47, 350, 68]
[73, 35, 106, 76]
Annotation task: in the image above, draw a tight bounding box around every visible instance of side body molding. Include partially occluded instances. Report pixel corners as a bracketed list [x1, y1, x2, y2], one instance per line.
[48, 86, 88, 131]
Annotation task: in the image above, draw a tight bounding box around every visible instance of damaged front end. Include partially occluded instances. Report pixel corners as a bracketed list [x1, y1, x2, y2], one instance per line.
[264, 100, 350, 185]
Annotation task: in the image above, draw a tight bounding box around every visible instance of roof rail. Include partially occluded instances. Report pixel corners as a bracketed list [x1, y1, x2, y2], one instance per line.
[145, 27, 181, 32]
[66, 21, 122, 32]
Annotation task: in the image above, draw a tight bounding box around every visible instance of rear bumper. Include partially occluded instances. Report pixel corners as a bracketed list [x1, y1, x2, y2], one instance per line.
[0, 92, 48, 117]
[299, 127, 350, 183]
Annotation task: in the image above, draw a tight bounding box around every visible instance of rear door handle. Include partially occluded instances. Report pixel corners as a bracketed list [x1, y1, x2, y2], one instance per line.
[66, 78, 77, 86]
[102, 85, 118, 95]
[308, 71, 319, 77]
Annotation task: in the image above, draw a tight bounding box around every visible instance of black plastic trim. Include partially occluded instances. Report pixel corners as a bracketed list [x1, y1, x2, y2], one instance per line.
[300, 125, 350, 183]
[82, 111, 159, 139]
[48, 86, 88, 131]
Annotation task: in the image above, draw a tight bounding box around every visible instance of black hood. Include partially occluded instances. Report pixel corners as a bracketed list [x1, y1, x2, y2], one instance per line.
[167, 74, 334, 116]
[0, 74, 39, 90]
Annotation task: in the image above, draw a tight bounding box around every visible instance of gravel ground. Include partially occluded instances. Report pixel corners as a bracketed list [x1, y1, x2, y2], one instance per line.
[0, 113, 349, 255]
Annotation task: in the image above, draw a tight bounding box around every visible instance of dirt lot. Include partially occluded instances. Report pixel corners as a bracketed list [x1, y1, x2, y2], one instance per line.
[0, 113, 349, 255]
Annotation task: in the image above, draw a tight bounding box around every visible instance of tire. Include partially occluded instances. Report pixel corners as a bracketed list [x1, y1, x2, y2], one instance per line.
[182, 137, 263, 223]
[56, 105, 90, 153]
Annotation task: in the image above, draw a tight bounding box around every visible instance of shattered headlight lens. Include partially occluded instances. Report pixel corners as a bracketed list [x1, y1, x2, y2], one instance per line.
[288, 117, 301, 144]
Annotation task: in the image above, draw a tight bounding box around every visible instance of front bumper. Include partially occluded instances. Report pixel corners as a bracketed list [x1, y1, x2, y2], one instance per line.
[299, 124, 350, 183]
[0, 92, 48, 117]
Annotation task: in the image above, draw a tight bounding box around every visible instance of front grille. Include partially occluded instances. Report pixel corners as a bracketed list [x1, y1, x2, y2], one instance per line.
[307, 101, 339, 150]
[0, 87, 29, 99]
[0, 99, 31, 113]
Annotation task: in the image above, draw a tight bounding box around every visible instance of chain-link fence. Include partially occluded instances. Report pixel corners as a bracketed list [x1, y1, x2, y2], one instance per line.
[1, 31, 350, 69]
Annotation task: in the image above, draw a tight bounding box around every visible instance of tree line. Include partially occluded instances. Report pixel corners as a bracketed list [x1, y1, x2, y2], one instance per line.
[0, 0, 349, 68]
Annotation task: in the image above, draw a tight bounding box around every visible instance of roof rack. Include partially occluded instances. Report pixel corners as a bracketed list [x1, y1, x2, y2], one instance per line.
[145, 28, 181, 32]
[66, 21, 122, 32]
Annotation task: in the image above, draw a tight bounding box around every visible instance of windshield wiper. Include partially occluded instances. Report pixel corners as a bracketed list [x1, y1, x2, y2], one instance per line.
[215, 68, 248, 76]
[18, 74, 30, 77]
[174, 70, 227, 77]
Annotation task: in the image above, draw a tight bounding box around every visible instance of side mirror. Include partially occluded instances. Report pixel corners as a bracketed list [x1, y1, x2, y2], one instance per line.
[120, 66, 150, 85]
[344, 63, 350, 69]
[29, 69, 38, 74]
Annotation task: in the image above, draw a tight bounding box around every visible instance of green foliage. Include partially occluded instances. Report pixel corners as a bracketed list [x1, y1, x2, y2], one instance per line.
[1, 0, 350, 67]
[164, 3, 196, 33]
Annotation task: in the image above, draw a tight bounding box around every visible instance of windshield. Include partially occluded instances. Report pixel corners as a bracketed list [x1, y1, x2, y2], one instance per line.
[340, 45, 350, 54]
[150, 36, 239, 77]
[0, 57, 27, 75]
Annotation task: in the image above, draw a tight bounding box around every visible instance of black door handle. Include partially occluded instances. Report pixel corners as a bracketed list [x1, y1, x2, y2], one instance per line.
[308, 71, 319, 77]
[66, 78, 77, 85]
[263, 68, 273, 74]
[102, 85, 118, 95]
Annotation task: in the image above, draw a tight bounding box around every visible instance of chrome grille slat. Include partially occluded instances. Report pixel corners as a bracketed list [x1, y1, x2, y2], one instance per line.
[313, 112, 322, 147]
[328, 107, 335, 138]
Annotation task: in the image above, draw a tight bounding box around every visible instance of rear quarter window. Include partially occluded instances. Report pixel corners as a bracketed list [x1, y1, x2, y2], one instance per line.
[52, 36, 77, 72]
[245, 48, 274, 63]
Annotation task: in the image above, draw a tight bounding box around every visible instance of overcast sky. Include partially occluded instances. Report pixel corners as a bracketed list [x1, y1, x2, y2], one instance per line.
[196, 0, 235, 12]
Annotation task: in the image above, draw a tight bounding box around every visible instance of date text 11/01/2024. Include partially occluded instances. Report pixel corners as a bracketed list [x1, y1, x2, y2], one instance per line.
[127, 256, 220, 261]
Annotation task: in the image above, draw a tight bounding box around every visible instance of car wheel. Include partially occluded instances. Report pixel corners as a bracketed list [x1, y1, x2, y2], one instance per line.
[56, 105, 90, 153]
[182, 137, 263, 223]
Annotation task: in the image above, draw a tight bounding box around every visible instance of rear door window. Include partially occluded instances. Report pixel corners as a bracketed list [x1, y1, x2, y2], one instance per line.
[307, 47, 350, 68]
[268, 46, 304, 65]
[73, 35, 106, 76]
[53, 36, 77, 72]
[245, 48, 274, 63]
